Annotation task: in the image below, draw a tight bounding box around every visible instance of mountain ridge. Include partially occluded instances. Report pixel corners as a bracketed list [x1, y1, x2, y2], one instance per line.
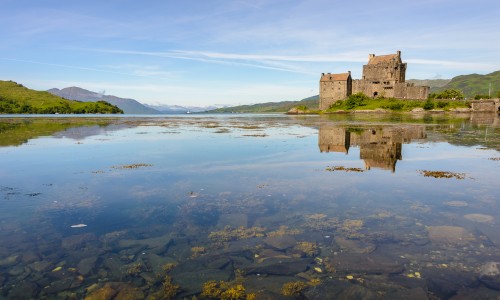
[48, 87, 161, 114]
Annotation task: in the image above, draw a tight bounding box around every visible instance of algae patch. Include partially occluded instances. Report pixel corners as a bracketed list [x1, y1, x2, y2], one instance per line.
[419, 170, 465, 179]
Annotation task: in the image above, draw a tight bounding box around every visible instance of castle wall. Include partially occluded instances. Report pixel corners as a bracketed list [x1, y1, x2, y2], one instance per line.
[470, 100, 497, 112]
[394, 83, 429, 100]
[406, 85, 429, 100]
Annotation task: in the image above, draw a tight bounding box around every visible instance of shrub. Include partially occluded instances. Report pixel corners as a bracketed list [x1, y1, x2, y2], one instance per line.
[387, 102, 404, 110]
[345, 93, 369, 109]
[474, 94, 490, 100]
[436, 101, 449, 108]
[423, 100, 435, 110]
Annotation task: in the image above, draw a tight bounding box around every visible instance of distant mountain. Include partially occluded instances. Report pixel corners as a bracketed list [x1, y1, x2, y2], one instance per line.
[48, 87, 160, 114]
[206, 95, 319, 113]
[144, 103, 224, 114]
[406, 79, 451, 90]
[431, 71, 500, 98]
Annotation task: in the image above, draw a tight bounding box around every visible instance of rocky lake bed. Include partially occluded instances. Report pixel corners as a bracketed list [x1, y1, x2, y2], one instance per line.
[0, 113, 499, 299]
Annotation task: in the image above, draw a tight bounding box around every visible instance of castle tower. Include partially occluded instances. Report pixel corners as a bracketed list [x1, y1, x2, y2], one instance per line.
[319, 72, 352, 110]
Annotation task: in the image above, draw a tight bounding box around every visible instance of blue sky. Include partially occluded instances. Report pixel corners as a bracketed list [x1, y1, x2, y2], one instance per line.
[1, 0, 499, 106]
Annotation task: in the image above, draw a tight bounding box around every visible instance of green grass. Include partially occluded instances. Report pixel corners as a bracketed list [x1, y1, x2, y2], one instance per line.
[324, 94, 469, 113]
[0, 80, 123, 114]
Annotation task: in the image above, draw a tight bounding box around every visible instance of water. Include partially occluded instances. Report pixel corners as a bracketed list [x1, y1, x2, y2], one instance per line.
[0, 114, 499, 299]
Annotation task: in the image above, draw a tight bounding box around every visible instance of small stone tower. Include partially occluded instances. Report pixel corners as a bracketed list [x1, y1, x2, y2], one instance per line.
[319, 71, 352, 110]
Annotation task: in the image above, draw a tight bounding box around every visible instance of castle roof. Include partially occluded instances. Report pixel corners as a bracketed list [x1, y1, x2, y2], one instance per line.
[320, 72, 351, 81]
[367, 53, 400, 65]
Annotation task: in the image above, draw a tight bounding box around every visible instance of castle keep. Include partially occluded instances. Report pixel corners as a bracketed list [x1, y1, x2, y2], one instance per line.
[319, 51, 429, 110]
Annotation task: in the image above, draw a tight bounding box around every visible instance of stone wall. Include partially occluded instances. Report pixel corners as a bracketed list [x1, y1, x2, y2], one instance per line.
[470, 99, 500, 112]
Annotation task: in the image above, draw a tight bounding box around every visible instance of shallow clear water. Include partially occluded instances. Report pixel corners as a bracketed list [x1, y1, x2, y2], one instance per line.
[0, 114, 499, 299]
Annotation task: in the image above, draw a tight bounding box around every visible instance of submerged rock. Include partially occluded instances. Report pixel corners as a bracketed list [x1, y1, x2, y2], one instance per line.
[263, 235, 296, 250]
[61, 233, 97, 250]
[334, 236, 376, 254]
[84, 283, 118, 300]
[444, 201, 468, 207]
[464, 214, 494, 224]
[427, 226, 474, 245]
[77, 256, 98, 275]
[42, 278, 74, 294]
[425, 268, 479, 298]
[332, 253, 404, 275]
[479, 262, 500, 290]
[171, 269, 232, 296]
[0, 254, 20, 267]
[245, 257, 313, 276]
[118, 233, 172, 253]
[8, 280, 40, 299]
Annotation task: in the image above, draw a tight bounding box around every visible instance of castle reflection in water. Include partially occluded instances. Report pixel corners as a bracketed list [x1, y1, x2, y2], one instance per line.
[318, 125, 426, 172]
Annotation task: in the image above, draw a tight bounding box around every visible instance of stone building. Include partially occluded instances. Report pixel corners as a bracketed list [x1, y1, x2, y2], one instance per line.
[319, 51, 429, 110]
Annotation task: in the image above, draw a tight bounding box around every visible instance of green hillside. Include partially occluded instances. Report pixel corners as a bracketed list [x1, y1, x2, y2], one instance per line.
[433, 71, 500, 98]
[207, 95, 319, 113]
[0, 81, 123, 114]
[406, 79, 451, 89]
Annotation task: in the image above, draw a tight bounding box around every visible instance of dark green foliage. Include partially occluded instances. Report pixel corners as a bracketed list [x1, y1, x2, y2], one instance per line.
[423, 100, 435, 110]
[385, 101, 405, 110]
[345, 93, 369, 109]
[430, 89, 464, 100]
[436, 101, 449, 108]
[0, 81, 123, 114]
[474, 94, 491, 100]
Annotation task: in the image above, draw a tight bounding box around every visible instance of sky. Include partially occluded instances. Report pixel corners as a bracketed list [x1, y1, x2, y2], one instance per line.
[1, 0, 499, 107]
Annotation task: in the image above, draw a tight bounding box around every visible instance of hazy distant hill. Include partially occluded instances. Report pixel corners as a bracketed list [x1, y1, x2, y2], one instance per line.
[0, 81, 122, 114]
[431, 71, 500, 98]
[48, 87, 160, 114]
[406, 79, 451, 90]
[145, 103, 224, 113]
[206, 95, 319, 113]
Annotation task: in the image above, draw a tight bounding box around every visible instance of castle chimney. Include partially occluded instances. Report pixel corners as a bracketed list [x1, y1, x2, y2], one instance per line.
[348, 71, 351, 77]
[397, 50, 401, 57]
[322, 73, 324, 76]
[369, 54, 375, 60]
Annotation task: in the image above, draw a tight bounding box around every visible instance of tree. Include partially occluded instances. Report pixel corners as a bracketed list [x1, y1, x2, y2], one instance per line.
[436, 89, 464, 100]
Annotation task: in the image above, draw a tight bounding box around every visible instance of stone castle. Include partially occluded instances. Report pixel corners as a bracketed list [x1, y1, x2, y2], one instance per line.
[319, 51, 429, 110]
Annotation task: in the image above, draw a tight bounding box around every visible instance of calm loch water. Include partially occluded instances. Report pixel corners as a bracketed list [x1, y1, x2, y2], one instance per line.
[0, 114, 499, 299]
